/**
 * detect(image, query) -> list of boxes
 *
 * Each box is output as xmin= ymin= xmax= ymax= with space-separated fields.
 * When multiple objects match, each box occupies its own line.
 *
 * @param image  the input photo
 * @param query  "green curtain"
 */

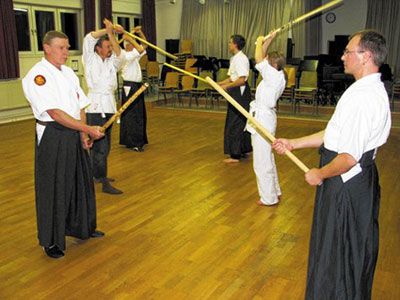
xmin=366 ymin=0 xmax=400 ymax=78
xmin=181 ymin=0 xmax=304 ymax=60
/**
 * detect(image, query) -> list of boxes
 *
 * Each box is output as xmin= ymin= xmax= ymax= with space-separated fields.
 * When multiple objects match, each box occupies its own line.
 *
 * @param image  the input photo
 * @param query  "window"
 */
xmin=14 ymin=8 xmax=31 ymax=51
xmin=61 ymin=12 xmax=79 ymax=51
xmin=113 ymin=13 xmax=142 ymax=49
xmin=13 ymin=5 xmax=81 ymax=55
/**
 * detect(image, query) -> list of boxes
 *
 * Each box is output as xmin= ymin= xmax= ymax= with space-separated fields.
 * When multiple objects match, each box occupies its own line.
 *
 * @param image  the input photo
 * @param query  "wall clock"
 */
xmin=326 ymin=12 xmax=336 ymax=24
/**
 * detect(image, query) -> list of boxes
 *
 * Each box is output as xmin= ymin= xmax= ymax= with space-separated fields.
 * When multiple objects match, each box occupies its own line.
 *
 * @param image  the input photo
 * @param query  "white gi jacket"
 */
xmin=324 ymin=73 xmax=391 ymax=182
xmin=82 ymin=33 xmax=124 ymax=116
xmin=247 ymin=60 xmax=286 ymax=134
xmin=228 ymin=50 xmax=249 ymax=95
xmin=121 ymin=48 xmax=146 ymax=96
xmin=22 ymin=58 xmax=90 ymax=143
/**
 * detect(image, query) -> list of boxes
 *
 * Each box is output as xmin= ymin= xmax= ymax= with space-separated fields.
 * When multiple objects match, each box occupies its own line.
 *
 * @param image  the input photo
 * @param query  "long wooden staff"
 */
xmin=163 ymin=63 xmax=208 ymax=83
xmin=159 ymin=61 xmax=310 ymax=173
xmin=120 ymin=31 xmax=178 ymax=61
xmin=261 ymin=0 xmax=343 ymax=41
xmin=100 ymin=83 xmax=149 ymax=133
xmin=205 ymin=77 xmax=310 ymax=173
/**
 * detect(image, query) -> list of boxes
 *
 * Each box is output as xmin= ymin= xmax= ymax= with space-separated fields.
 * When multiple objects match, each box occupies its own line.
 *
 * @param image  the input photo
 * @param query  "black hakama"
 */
xmin=35 ymin=122 xmax=97 ymax=250
xmin=305 ymin=146 xmax=380 ymax=300
xmin=86 ymin=113 xmax=113 ymax=179
xmin=224 ymin=84 xmax=252 ymax=157
xmin=119 ymin=81 xmax=148 ymax=148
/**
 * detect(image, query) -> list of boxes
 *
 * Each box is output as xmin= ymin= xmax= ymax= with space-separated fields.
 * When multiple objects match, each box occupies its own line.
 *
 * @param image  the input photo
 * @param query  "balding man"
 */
xmin=273 ymin=30 xmax=391 ymax=299
xmin=22 ymin=31 xmax=105 ymax=258
xmin=82 ymin=19 xmax=124 ymax=194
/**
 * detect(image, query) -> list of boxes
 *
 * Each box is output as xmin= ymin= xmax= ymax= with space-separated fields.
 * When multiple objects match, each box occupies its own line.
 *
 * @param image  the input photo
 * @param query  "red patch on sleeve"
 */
xmin=77 ymin=92 xmax=80 ymax=100
xmin=34 ymin=75 xmax=46 ymax=86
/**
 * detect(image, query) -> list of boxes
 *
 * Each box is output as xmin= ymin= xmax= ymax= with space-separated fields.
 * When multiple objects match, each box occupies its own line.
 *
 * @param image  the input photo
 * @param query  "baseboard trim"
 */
xmin=0 ymin=107 xmax=34 ymax=124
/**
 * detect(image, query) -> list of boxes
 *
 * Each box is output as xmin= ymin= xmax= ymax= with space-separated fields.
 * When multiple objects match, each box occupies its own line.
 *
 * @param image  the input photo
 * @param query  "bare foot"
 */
xmin=256 ymin=200 xmax=279 ymax=206
xmin=223 ymin=158 xmax=240 ymax=164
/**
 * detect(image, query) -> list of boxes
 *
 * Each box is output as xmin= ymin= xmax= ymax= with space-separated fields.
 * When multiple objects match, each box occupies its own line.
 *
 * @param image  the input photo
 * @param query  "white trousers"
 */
xmin=250 ymin=112 xmax=281 ymax=205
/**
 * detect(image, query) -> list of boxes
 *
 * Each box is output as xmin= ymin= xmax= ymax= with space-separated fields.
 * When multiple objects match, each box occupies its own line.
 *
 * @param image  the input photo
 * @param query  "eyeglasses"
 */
xmin=343 ymin=49 xmax=365 ymax=56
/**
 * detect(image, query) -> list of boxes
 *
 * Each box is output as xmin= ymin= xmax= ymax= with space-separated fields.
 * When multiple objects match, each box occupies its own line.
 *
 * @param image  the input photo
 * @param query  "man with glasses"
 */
xmin=273 ymin=30 xmax=391 ymax=299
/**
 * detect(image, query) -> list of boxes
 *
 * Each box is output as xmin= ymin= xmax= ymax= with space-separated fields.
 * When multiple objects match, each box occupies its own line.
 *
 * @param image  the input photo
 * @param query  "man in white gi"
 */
xmin=83 ymin=19 xmax=124 ymax=194
xmin=120 ymin=27 xmax=148 ymax=152
xmin=22 ymin=31 xmax=105 ymax=259
xmin=218 ymin=34 xmax=252 ymax=163
xmin=273 ymin=30 xmax=391 ymax=299
xmin=247 ymin=32 xmax=286 ymax=206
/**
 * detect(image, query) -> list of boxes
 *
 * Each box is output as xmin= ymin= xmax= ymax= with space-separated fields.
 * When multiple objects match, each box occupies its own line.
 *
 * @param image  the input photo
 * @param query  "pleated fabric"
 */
xmin=224 ymin=83 xmax=252 ymax=157
xmin=305 ymin=146 xmax=380 ymax=300
xmin=119 ymin=81 xmax=148 ymax=148
xmin=35 ymin=122 xmax=97 ymax=250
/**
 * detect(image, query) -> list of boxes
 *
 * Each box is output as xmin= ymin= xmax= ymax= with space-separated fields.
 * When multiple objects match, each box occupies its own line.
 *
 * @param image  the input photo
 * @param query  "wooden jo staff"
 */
xmin=159 ymin=61 xmax=310 ymax=173
xmin=205 ymin=77 xmax=310 ymax=173
xmin=163 ymin=62 xmax=208 ymax=83
xmin=100 ymin=83 xmax=149 ymax=133
xmin=261 ymin=0 xmax=343 ymax=42
xmin=120 ymin=31 xmax=178 ymax=61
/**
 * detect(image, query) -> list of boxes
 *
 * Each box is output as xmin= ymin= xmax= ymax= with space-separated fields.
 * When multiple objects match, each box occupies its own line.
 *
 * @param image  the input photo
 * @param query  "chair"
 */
xmin=158 ymin=72 xmax=179 ymax=105
xmin=139 ymin=54 xmax=148 ymax=83
xmin=174 ymin=76 xmax=195 ymax=106
xmin=391 ymin=80 xmax=400 ymax=110
xmin=147 ymin=61 xmax=160 ymax=93
xmin=180 ymin=40 xmax=193 ymax=55
xmin=278 ymin=66 xmax=296 ymax=111
xmin=191 ymin=71 xmax=213 ymax=107
xmin=184 ymin=58 xmax=198 ymax=74
xmin=251 ymin=73 xmax=263 ymax=98
xmin=248 ymin=69 xmax=255 ymax=89
xmin=209 ymin=68 xmax=229 ymax=108
xmin=293 ymin=70 xmax=319 ymax=115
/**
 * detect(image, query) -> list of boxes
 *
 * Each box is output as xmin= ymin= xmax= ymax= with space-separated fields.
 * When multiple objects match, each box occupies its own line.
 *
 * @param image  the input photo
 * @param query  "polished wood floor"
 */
xmin=0 ymin=108 xmax=399 ymax=299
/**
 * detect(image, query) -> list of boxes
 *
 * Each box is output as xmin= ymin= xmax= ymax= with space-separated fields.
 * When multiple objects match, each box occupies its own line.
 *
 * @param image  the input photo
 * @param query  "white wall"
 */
xmin=321 ymin=0 xmax=368 ymax=53
xmin=155 ymin=0 xmax=183 ymax=62
xmin=113 ymin=0 xmax=141 ymax=14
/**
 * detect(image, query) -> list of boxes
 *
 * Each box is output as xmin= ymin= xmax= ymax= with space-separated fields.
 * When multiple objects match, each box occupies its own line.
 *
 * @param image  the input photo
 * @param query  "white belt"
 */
xmin=88 ymin=90 xmax=114 ymax=118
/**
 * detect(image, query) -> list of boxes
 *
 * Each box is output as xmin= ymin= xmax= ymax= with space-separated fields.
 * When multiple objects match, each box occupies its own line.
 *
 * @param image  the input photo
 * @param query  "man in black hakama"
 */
xmin=22 ymin=31 xmax=105 ymax=258
xmin=218 ymin=34 xmax=252 ymax=163
xmin=35 ymin=123 xmax=98 ymax=251
xmin=119 ymin=27 xmax=149 ymax=152
xmin=273 ymin=30 xmax=391 ymax=299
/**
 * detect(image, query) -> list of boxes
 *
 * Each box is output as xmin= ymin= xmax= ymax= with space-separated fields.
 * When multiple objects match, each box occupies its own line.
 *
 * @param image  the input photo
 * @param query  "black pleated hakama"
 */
xmin=224 ymin=84 xmax=252 ymax=158
xmin=306 ymin=146 xmax=380 ymax=300
xmin=119 ymin=81 xmax=148 ymax=149
xmin=35 ymin=122 xmax=97 ymax=250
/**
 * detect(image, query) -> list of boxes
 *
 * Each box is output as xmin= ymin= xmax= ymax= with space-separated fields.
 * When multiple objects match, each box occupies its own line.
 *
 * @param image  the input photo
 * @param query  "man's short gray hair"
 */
xmin=350 ymin=29 xmax=387 ymax=67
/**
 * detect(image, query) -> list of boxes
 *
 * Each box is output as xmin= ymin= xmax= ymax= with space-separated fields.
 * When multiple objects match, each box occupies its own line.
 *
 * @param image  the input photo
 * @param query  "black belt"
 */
xmin=123 ymin=80 xmax=141 ymax=86
xmin=36 ymin=120 xmax=50 ymax=126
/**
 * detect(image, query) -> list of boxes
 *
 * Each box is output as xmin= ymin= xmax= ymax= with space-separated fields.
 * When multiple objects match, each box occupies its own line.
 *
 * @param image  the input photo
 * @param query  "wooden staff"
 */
xmin=205 ymin=77 xmax=310 ymax=173
xmin=261 ymin=0 xmax=343 ymax=42
xmin=160 ymin=62 xmax=309 ymax=172
xmin=121 ymin=31 xmax=178 ymax=61
xmin=100 ymin=83 xmax=149 ymax=133
xmin=163 ymin=63 xmax=208 ymax=83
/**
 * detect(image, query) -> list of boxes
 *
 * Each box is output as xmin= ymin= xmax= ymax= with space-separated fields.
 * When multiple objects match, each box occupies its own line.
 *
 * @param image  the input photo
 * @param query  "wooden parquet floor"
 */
xmin=0 ymin=108 xmax=399 ymax=299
